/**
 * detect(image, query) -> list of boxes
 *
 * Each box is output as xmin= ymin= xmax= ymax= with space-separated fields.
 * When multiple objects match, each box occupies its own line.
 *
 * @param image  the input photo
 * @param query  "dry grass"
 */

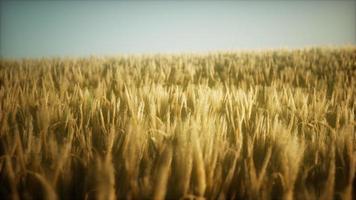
xmin=0 ymin=47 xmax=355 ymax=199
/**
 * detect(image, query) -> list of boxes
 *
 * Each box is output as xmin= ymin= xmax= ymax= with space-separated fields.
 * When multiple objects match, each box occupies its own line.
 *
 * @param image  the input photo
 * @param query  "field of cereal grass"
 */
xmin=0 ymin=47 xmax=355 ymax=199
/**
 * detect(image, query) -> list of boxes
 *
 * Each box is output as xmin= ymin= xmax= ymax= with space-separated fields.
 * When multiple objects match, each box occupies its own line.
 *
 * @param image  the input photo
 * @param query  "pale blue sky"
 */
xmin=1 ymin=1 xmax=355 ymax=58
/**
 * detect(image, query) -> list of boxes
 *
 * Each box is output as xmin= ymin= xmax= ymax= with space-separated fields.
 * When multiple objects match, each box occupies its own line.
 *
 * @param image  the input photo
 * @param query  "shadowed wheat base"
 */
xmin=0 ymin=47 xmax=355 ymax=200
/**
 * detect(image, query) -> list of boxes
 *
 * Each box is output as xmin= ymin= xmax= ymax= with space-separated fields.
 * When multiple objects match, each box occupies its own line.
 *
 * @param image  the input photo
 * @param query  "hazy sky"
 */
xmin=1 ymin=1 xmax=355 ymax=58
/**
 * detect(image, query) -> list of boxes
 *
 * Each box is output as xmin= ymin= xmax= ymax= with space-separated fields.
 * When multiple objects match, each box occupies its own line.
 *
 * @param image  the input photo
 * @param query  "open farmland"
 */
xmin=0 ymin=47 xmax=355 ymax=200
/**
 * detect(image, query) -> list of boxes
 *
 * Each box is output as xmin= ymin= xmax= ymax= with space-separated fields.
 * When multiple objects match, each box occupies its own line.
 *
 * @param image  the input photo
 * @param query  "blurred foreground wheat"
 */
xmin=0 ymin=47 xmax=355 ymax=200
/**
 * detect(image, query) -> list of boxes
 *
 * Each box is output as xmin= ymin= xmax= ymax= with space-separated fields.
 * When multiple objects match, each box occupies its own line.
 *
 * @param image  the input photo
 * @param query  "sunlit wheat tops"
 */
xmin=0 ymin=47 xmax=355 ymax=200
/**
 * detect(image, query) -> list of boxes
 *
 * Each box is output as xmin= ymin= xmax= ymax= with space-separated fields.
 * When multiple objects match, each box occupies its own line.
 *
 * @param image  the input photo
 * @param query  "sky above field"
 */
xmin=1 ymin=1 xmax=355 ymax=58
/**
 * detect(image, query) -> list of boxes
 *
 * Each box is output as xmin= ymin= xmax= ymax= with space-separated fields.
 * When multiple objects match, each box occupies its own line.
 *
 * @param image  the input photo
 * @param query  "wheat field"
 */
xmin=0 ymin=47 xmax=355 ymax=200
